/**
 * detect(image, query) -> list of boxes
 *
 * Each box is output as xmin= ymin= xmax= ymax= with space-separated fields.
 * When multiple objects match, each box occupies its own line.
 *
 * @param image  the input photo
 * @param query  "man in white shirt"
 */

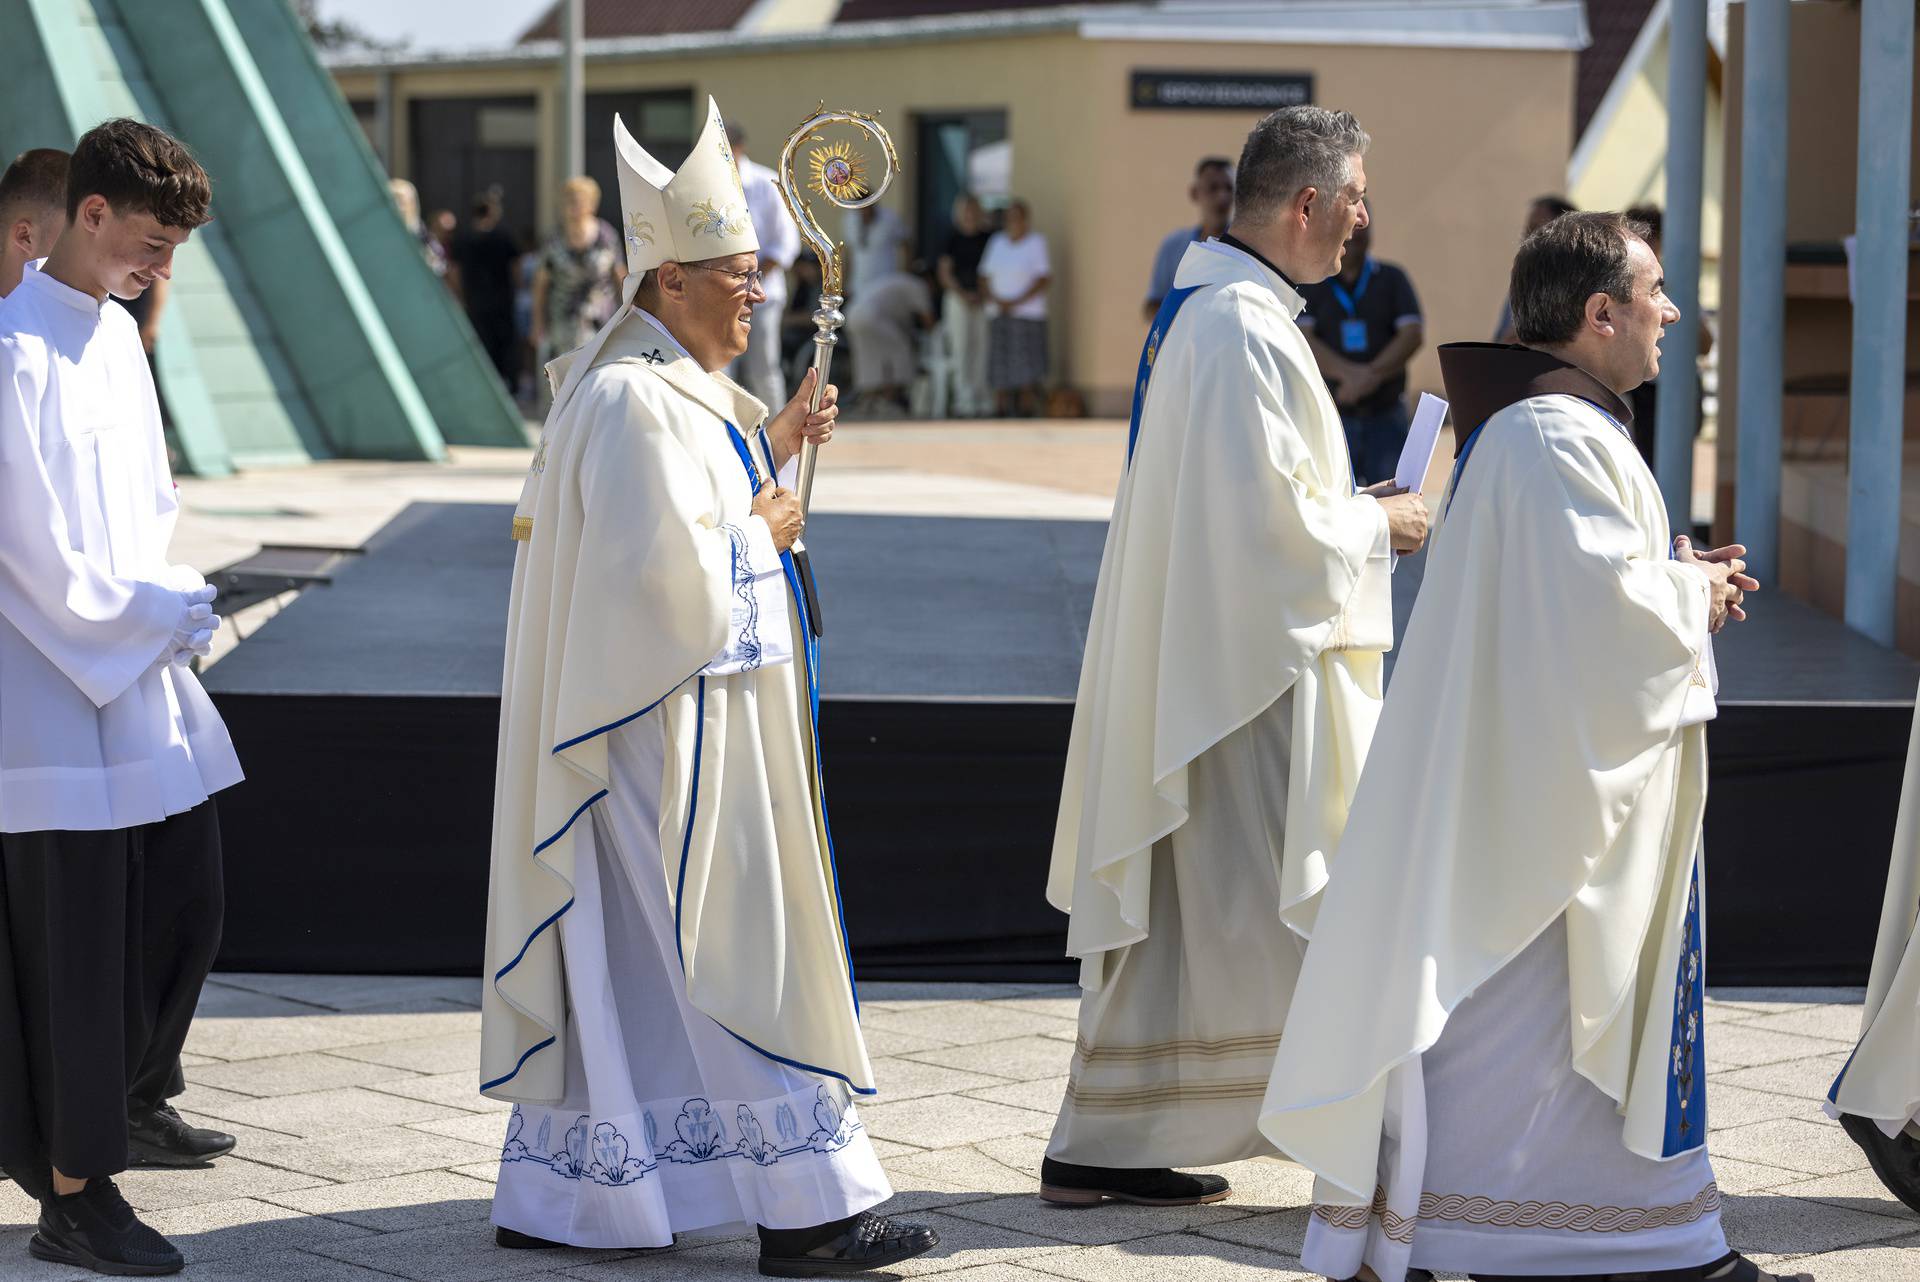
xmin=725 ymin=122 xmax=801 ymax=408
xmin=1 ymin=149 xmax=70 ymax=299
xmin=0 ymin=118 xmax=243 ymax=1279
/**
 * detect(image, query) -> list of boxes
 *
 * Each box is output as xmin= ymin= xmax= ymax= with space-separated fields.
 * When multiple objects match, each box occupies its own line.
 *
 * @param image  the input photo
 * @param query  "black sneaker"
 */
xmin=1038 ymin=1156 xmax=1231 ymax=1207
xmin=29 ymin=1178 xmax=184 ymax=1276
xmin=128 ymin=1103 xmax=236 ymax=1168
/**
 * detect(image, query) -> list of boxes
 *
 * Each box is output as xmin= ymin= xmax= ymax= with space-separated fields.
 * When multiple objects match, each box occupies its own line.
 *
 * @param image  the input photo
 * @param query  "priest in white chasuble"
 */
xmin=1830 ymin=694 xmax=1920 ymax=1215
xmin=1260 ymin=212 xmax=1804 ymax=1282
xmin=1039 ymin=106 xmax=1431 ymax=1209
xmin=479 ymin=100 xmax=936 ymax=1276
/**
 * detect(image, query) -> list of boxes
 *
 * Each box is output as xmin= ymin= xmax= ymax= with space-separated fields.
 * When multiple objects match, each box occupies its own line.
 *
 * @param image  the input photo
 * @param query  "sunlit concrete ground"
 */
xmin=0 ymin=978 xmax=1911 ymax=1281
xmin=35 ymin=422 xmax=1878 ymax=1282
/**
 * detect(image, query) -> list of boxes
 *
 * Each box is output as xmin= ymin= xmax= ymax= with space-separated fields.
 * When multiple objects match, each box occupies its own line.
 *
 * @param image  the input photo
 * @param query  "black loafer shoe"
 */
xmin=1038 ymin=1156 xmax=1231 ymax=1207
xmin=1840 ymin=1110 xmax=1920 ymax=1215
xmin=30 ymin=1178 xmax=184 ymax=1276
xmin=128 ymin=1103 xmax=236 ymax=1168
xmin=757 ymin=1212 xmax=939 ymax=1277
xmin=495 ymin=1226 xmax=566 ymax=1250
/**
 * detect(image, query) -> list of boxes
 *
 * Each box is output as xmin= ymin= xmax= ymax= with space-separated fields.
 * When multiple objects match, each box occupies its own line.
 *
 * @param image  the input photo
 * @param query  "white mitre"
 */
xmin=614 ymin=96 xmax=759 ymax=276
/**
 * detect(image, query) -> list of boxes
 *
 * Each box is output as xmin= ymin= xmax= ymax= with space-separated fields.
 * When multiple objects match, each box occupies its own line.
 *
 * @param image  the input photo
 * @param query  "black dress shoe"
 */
xmin=756 ymin=1212 xmax=939 ymax=1277
xmin=128 ymin=1104 xmax=236 ymax=1168
xmin=1038 ymin=1156 xmax=1231 ymax=1206
xmin=494 ymin=1226 xmax=566 ymax=1249
xmin=1840 ymin=1110 xmax=1920 ymax=1215
xmin=29 ymin=1178 xmax=184 ymax=1276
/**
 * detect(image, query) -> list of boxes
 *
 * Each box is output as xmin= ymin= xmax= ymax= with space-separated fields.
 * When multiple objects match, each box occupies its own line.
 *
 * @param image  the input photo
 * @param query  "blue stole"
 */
xmin=1127 ymin=284 xmax=1203 ymax=465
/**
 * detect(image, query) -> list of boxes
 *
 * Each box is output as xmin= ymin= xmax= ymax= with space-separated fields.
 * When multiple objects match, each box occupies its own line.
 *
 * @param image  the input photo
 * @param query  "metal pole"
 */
xmin=560 ymin=0 xmax=584 ymax=180
xmin=1734 ymin=0 xmax=1789 ymax=583
xmin=1844 ymin=0 xmax=1915 ymax=646
xmin=1656 ymin=0 xmax=1707 ymax=538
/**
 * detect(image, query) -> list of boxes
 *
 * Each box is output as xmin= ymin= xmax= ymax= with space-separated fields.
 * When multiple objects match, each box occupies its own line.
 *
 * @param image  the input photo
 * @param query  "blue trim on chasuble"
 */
xmin=672 ymin=422 xmax=874 ymax=1096
xmin=1126 ymin=284 xmax=1203 ymax=465
xmin=1663 ymin=855 xmax=1708 ymax=1156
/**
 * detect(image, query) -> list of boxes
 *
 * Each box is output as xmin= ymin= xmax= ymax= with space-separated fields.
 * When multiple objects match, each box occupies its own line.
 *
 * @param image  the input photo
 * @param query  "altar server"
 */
xmin=481 ymin=100 xmax=935 ymax=1276
xmin=1260 ymin=212 xmax=1798 ymax=1282
xmin=1 ymin=149 xmax=70 ymax=299
xmin=1829 ymin=694 xmax=1920 ymax=1214
xmin=0 ymin=119 xmax=241 ymax=1278
xmin=1040 ymin=106 xmax=1429 ymax=1207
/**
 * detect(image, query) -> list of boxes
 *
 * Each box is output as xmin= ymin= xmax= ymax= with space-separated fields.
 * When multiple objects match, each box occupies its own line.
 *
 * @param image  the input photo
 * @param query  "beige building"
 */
xmin=330 ymin=1 xmax=1588 ymax=415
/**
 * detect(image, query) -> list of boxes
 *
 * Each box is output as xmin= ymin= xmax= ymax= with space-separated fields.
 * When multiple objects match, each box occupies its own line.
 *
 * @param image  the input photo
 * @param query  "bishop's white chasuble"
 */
xmin=479 ymin=296 xmax=887 ymax=1245
xmin=1046 ymin=240 xmax=1392 ymax=1167
xmin=1829 ymin=689 xmax=1920 ymax=1136
xmin=1260 ymin=348 xmax=1728 ymax=1280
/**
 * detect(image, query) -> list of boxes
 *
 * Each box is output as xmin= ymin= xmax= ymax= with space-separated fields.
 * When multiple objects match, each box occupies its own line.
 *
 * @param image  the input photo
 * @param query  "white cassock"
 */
xmin=1045 ymin=239 xmax=1392 ymax=1168
xmin=1261 ymin=349 xmax=1729 ymax=1282
xmin=1828 ymin=690 xmax=1920 ymax=1136
xmin=480 ymin=295 xmax=887 ymax=1247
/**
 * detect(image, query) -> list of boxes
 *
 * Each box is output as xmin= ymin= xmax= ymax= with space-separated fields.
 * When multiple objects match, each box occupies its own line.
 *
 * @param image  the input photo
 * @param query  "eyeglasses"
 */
xmin=685 ymin=263 xmax=765 ymax=292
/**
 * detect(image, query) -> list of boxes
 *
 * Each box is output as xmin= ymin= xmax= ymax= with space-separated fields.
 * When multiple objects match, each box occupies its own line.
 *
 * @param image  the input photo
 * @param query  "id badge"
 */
xmin=1340 ymin=317 xmax=1369 ymax=355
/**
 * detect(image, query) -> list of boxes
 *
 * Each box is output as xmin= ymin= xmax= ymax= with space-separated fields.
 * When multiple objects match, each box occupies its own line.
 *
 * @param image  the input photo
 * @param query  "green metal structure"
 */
xmin=1 ymin=0 xmax=527 ymax=474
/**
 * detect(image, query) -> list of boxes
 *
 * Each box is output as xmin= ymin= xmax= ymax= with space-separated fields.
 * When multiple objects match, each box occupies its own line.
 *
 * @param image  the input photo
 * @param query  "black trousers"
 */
xmin=0 ymin=801 xmax=223 ymax=1186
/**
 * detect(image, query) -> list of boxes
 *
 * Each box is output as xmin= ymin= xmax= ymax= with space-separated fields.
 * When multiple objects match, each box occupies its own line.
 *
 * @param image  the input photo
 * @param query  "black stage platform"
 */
xmin=204 ymin=501 xmax=1918 ymax=985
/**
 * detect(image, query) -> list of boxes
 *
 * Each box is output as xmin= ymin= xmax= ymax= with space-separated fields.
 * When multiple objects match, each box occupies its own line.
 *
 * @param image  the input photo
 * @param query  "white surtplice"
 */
xmin=1829 ymin=687 xmax=1920 ymax=1138
xmin=1045 ymin=240 xmax=1393 ymax=1168
xmin=1261 ymin=357 xmax=1729 ymax=1281
xmin=0 ymin=260 xmax=240 ymax=834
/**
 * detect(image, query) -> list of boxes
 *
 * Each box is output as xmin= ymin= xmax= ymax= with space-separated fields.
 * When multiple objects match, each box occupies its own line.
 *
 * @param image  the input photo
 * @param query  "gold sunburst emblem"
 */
xmin=808 ymin=140 xmax=870 ymax=203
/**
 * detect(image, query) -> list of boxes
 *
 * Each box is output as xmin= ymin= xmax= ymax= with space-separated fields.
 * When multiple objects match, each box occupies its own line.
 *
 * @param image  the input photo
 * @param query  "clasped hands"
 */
xmin=162 ymin=584 xmax=221 ymax=668
xmin=1675 ymin=536 xmax=1760 ymax=633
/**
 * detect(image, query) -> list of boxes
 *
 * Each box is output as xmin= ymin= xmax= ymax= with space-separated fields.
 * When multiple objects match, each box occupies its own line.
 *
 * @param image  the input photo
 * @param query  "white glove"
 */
xmin=162 ymin=584 xmax=221 ymax=667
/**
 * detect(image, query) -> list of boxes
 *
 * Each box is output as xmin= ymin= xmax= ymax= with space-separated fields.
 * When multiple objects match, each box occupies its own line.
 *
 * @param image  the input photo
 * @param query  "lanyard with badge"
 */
xmin=1327 ymin=259 xmax=1374 ymax=356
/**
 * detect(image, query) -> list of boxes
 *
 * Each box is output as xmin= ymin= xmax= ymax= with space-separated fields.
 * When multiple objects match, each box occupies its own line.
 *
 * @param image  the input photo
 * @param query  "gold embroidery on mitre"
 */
xmin=624 ymin=212 xmax=657 ymax=251
xmin=687 ymin=199 xmax=749 ymax=238
xmin=511 ymin=515 xmax=533 ymax=541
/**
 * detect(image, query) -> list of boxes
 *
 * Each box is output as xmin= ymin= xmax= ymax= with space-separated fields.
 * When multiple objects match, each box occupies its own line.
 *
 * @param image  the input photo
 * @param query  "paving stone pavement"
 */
xmin=0 ymin=979 xmax=1913 ymax=1281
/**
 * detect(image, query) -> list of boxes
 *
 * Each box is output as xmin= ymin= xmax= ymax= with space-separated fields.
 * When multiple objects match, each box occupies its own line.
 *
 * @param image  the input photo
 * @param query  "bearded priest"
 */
xmin=1828 ymin=695 xmax=1920 ymax=1216
xmin=1260 ymin=212 xmax=1800 ymax=1282
xmin=479 ymin=100 xmax=936 ymax=1277
xmin=1040 ymin=106 xmax=1430 ymax=1208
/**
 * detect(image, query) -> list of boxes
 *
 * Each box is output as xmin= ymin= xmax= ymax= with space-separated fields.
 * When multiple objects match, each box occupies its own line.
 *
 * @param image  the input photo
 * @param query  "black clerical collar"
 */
xmin=1219 ymin=233 xmax=1298 ymax=291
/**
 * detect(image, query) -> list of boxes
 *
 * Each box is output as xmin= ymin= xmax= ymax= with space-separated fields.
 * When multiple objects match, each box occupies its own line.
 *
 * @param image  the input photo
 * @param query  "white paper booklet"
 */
xmin=1394 ymin=392 xmax=1450 ymax=494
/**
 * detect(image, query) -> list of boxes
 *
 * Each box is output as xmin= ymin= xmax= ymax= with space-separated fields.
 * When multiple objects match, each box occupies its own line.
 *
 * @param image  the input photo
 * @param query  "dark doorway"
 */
xmin=408 ymin=96 xmax=539 ymax=245
xmin=914 ymin=111 xmax=1010 ymax=261
xmin=583 ymin=90 xmax=697 ymax=228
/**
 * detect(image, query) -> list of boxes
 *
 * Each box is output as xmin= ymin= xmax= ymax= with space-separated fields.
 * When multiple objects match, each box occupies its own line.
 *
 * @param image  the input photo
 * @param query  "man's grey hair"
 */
xmin=1233 ymin=106 xmax=1370 ymax=225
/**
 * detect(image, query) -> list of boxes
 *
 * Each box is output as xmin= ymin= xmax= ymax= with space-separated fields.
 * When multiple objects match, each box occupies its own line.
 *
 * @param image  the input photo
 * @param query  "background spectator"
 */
xmin=450 ymin=190 xmax=522 ymax=387
xmin=1144 ymin=156 xmax=1234 ymax=320
xmin=843 ymin=202 xmax=909 ymax=298
xmin=1299 ymin=207 xmax=1424 ymax=486
xmin=726 ymin=122 xmax=802 ymax=408
xmin=981 ymin=197 xmax=1051 ymax=417
xmin=844 ymin=269 xmax=934 ymax=415
xmin=1493 ymin=193 xmax=1577 ymax=342
xmin=531 ymin=176 xmax=622 ymax=377
xmin=388 ymin=178 xmax=446 ymax=278
xmin=937 ymin=192 xmax=992 ymax=417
